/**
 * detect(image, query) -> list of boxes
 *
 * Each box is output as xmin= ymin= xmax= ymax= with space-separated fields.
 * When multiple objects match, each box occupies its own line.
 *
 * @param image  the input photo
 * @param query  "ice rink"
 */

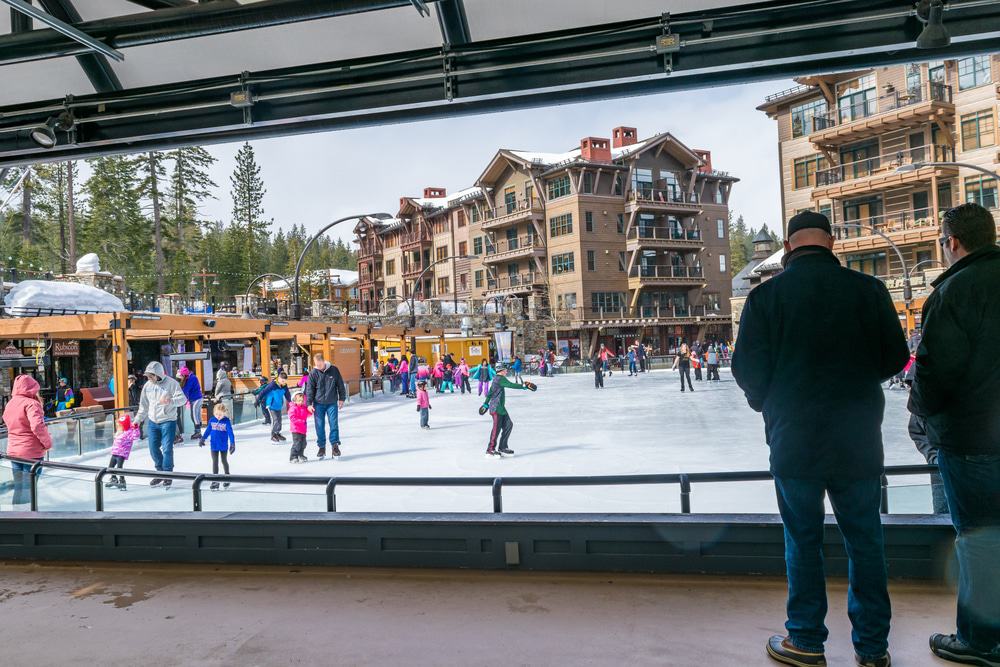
xmin=30 ymin=369 xmax=931 ymax=514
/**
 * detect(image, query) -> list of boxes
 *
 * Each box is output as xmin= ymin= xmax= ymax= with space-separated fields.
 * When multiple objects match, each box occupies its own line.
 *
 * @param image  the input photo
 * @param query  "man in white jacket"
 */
xmin=135 ymin=361 xmax=187 ymax=488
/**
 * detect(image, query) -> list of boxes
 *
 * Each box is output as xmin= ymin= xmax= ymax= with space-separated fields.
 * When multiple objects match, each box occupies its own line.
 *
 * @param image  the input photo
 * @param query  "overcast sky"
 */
xmin=196 ymin=78 xmax=792 ymax=244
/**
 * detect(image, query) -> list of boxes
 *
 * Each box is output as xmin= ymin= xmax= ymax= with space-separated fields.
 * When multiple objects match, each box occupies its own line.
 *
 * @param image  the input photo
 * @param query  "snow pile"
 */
xmin=75 ymin=253 xmax=102 ymax=273
xmin=4 ymin=280 xmax=124 ymax=316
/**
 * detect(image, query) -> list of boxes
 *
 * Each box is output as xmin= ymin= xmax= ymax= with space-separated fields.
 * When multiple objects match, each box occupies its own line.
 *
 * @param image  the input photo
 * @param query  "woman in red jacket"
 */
xmin=3 ymin=374 xmax=53 ymax=507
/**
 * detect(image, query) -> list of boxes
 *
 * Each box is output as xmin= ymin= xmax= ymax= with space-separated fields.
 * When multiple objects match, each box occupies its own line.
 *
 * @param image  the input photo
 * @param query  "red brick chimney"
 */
xmin=612 ymin=126 xmax=638 ymax=148
xmin=423 ymin=187 xmax=446 ymax=198
xmin=580 ymin=137 xmax=611 ymax=162
xmin=694 ymin=150 xmax=713 ymax=174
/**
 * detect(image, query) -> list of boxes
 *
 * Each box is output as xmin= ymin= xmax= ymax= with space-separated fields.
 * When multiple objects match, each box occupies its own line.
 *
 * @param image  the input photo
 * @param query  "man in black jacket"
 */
xmin=908 ymin=203 xmax=1000 ymax=666
xmin=733 ymin=211 xmax=908 ymax=667
xmin=306 ymin=352 xmax=348 ymax=458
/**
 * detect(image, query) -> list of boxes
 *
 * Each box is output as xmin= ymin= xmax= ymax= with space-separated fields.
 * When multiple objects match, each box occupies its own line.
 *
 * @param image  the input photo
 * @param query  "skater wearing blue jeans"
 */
xmin=135 ymin=361 xmax=187 ymax=489
xmin=306 ymin=352 xmax=348 ymax=459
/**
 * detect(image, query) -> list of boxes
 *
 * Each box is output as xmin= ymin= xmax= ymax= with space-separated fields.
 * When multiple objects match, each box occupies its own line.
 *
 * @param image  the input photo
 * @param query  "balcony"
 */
xmin=483 ymin=235 xmax=546 ymax=264
xmin=627 ymin=226 xmax=703 ymax=252
xmin=484 ymin=271 xmax=546 ymax=296
xmin=480 ymin=198 xmax=544 ymax=231
xmin=812 ymin=145 xmax=956 ymax=199
xmin=628 ymin=265 xmax=706 ymax=290
xmin=833 ymin=209 xmax=941 ymax=253
xmin=626 ymin=188 xmax=702 ymax=215
xmin=809 ymin=82 xmax=954 ymax=147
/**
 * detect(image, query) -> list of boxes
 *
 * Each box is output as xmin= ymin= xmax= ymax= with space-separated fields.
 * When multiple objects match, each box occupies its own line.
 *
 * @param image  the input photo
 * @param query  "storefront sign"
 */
xmin=0 ymin=344 xmax=23 ymax=359
xmin=54 ymin=341 xmax=80 ymax=357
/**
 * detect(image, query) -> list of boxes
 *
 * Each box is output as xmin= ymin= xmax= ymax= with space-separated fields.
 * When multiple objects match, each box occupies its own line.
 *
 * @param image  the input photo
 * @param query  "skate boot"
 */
xmin=105 ymin=475 xmax=119 ymax=488
xmin=210 ymin=481 xmax=220 ymax=491
xmin=332 ymin=443 xmax=342 ymax=457
xmin=316 ymin=447 xmax=326 ymax=459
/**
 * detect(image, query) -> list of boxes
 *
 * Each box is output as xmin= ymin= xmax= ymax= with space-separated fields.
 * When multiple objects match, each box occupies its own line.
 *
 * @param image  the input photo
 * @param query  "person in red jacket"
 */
xmin=2 ymin=374 xmax=53 ymax=507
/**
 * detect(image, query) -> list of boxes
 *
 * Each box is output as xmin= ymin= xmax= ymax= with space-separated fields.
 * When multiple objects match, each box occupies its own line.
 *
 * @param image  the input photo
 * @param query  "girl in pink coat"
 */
xmin=2 ymin=374 xmax=52 ymax=506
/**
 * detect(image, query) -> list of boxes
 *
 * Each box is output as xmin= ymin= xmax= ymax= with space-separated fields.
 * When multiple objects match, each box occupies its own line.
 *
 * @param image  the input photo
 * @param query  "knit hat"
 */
xmin=787 ymin=210 xmax=832 ymax=237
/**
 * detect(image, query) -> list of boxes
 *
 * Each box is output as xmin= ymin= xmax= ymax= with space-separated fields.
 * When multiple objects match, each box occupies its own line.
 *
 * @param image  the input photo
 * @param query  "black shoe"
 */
xmin=162 ymin=479 xmax=172 ymax=489
xmin=855 ymin=653 xmax=891 ymax=667
xmin=105 ymin=475 xmax=119 ymax=488
xmin=150 ymin=478 xmax=163 ymax=488
xmin=210 ymin=481 xmax=220 ymax=491
xmin=317 ymin=447 xmax=326 ymax=459
xmin=332 ymin=443 xmax=342 ymax=457
xmin=766 ymin=635 xmax=826 ymax=666
xmin=930 ymin=634 xmax=1000 ymax=666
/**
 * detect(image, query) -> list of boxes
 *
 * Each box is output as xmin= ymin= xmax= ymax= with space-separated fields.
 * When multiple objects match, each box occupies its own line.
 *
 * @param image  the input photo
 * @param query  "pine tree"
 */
xmin=229 ymin=142 xmax=270 ymax=276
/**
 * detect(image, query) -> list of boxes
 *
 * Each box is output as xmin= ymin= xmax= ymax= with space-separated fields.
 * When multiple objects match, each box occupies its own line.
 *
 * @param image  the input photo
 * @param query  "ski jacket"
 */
xmin=288 ymin=403 xmax=310 ymax=435
xmin=2 ymin=374 xmax=52 ymax=459
xmin=111 ymin=426 xmax=140 ymax=459
xmin=201 ymin=416 xmax=235 ymax=453
xmin=136 ymin=362 xmax=187 ymax=425
xmin=306 ymin=363 xmax=348 ymax=406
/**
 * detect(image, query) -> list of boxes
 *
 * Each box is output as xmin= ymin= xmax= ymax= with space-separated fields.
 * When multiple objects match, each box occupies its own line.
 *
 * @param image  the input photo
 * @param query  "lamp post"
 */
xmin=292 ymin=212 xmax=393 ymax=320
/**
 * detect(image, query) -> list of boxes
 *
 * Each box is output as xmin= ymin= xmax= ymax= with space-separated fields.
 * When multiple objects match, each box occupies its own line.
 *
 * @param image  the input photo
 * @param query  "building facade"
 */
xmin=356 ymin=128 xmax=738 ymax=357
xmin=759 ymin=55 xmax=1000 ymax=330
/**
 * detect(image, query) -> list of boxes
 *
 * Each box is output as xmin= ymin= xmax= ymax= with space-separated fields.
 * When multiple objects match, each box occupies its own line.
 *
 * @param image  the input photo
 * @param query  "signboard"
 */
xmin=0 ymin=344 xmax=23 ymax=359
xmin=54 ymin=341 xmax=80 ymax=357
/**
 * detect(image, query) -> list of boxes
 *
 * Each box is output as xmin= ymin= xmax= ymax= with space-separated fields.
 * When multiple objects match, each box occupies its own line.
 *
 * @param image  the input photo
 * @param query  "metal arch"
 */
xmin=1 ymin=0 xmax=124 ymax=61
xmin=434 ymin=0 xmax=469 ymax=46
xmin=37 ymin=0 xmax=122 ymax=93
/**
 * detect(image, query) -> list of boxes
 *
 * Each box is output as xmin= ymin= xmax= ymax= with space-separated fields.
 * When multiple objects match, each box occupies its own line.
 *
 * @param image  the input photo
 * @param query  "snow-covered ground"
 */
xmin=9 ymin=369 xmax=933 ymax=514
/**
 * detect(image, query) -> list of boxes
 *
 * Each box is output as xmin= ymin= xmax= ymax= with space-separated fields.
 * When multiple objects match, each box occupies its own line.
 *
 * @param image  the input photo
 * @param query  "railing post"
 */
xmin=192 ymin=475 xmax=206 ymax=511
xmin=879 ymin=474 xmax=889 ymax=514
xmin=492 ymin=478 xmax=503 ymax=513
xmin=326 ymin=478 xmax=337 ymax=512
xmin=679 ymin=474 xmax=691 ymax=514
xmin=94 ymin=468 xmax=110 ymax=511
xmin=29 ymin=461 xmax=42 ymax=511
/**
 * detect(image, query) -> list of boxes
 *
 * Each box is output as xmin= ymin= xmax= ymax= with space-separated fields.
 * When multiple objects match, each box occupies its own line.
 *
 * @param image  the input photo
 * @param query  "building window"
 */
xmin=716 ymin=219 xmax=725 ymax=239
xmin=960 ymin=110 xmax=995 ymax=151
xmin=719 ymin=254 xmax=727 ymax=273
xmin=458 ymin=241 xmax=467 ymax=256
xmin=585 ymin=211 xmax=593 ymax=232
xmin=586 ymin=250 xmax=596 ymax=271
xmin=547 ymin=175 xmax=571 ymax=200
xmin=384 ymin=259 xmax=395 ymax=276
xmin=793 ymin=155 xmax=829 ymax=189
xmin=591 ymin=292 xmax=625 ymax=312
xmin=436 ymin=277 xmax=450 ymax=294
xmin=474 ymin=270 xmax=483 ymax=288
xmin=582 ymin=172 xmax=594 ymax=194
xmin=549 ymin=213 xmax=573 ymax=237
xmin=435 ymin=246 xmax=448 ymax=261
xmin=616 ymin=214 xmax=624 ymax=234
xmin=965 ymin=175 xmax=998 ymax=209
xmin=790 ymin=98 xmax=827 ymax=137
xmin=551 ymin=252 xmax=575 ymax=275
xmin=473 ymin=237 xmax=483 ymax=255
xmin=618 ymin=251 xmax=627 ymax=272
xmin=958 ymin=55 xmax=991 ymax=90
xmin=456 ymin=210 xmax=466 ymax=227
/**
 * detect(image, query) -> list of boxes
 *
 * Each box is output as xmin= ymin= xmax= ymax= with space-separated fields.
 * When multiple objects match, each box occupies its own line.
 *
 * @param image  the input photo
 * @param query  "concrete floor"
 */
xmin=0 ymin=562 xmax=958 ymax=666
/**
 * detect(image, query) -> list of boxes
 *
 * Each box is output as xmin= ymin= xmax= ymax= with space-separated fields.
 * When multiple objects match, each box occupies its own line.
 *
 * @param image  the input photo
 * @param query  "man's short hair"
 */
xmin=942 ymin=203 xmax=997 ymax=252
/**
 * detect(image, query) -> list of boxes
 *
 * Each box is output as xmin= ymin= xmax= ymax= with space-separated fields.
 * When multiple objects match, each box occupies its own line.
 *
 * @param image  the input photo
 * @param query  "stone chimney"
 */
xmin=423 ymin=187 xmax=446 ymax=198
xmin=612 ymin=126 xmax=638 ymax=148
xmin=580 ymin=137 xmax=611 ymax=162
xmin=694 ymin=149 xmax=713 ymax=174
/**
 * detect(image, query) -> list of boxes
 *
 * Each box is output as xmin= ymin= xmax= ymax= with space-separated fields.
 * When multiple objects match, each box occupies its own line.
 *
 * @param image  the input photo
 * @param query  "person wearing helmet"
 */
xmin=480 ymin=364 xmax=536 ymax=457
xmin=135 ymin=361 xmax=187 ymax=488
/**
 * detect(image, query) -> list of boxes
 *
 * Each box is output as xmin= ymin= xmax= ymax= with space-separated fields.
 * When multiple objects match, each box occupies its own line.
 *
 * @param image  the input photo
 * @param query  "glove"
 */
xmin=478 ymin=405 xmax=488 ymax=416
xmin=199 ymin=439 xmax=205 ymax=447
xmin=229 ymin=445 xmax=236 ymax=455
xmin=523 ymin=381 xmax=537 ymax=391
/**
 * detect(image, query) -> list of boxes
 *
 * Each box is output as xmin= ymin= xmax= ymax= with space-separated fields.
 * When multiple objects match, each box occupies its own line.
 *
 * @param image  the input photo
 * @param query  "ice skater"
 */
xmin=479 ymin=364 xmax=536 ymax=457
xmin=200 ymin=402 xmax=235 ymax=490
xmin=288 ymin=391 xmax=310 ymax=463
xmin=416 ymin=380 xmax=431 ymax=429
xmin=475 ymin=360 xmax=495 ymax=396
xmin=104 ymin=413 xmax=139 ymax=491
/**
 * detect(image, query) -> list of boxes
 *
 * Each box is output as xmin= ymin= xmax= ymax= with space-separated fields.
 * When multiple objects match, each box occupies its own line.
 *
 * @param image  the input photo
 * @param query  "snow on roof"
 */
xmin=270 ymin=269 xmax=359 ymax=292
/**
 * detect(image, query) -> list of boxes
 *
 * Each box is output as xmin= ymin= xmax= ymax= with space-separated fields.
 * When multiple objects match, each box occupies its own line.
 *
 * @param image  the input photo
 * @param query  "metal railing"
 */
xmin=627 ymin=188 xmax=700 ymax=206
xmin=815 ymin=145 xmax=954 ymax=187
xmin=0 ymin=452 xmax=937 ymax=515
xmin=630 ymin=265 xmax=705 ymax=280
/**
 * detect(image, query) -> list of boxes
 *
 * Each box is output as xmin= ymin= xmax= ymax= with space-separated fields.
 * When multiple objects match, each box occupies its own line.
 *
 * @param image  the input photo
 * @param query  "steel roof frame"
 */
xmin=1 ymin=0 xmax=999 ymax=167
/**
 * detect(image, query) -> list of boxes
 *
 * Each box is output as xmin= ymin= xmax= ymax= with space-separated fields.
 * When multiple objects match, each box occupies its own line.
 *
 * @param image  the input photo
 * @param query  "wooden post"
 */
xmin=260 ymin=331 xmax=272 ymax=379
xmin=111 ymin=321 xmax=130 ymax=411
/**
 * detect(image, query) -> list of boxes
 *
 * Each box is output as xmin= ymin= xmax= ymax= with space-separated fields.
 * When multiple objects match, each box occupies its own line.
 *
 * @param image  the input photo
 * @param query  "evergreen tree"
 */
xmin=229 ymin=142 xmax=270 ymax=276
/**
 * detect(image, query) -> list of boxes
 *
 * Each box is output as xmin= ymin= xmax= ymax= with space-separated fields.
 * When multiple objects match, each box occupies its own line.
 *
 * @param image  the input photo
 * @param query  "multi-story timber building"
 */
xmin=759 ymin=55 xmax=1000 ymax=329
xmin=356 ymin=128 xmax=738 ymax=356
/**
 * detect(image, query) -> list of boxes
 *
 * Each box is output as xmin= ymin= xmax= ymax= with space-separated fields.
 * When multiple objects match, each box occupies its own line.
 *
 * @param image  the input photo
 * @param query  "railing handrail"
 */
xmin=0 ymin=449 xmax=936 ymax=515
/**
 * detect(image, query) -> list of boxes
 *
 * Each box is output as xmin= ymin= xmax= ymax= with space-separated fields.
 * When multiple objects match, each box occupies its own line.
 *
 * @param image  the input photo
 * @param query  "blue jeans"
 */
xmin=937 ymin=451 xmax=1000 ymax=655
xmin=147 ymin=420 xmax=176 ymax=472
xmin=313 ymin=403 xmax=340 ymax=447
xmin=10 ymin=460 xmax=40 ymax=506
xmin=773 ymin=476 xmax=890 ymax=659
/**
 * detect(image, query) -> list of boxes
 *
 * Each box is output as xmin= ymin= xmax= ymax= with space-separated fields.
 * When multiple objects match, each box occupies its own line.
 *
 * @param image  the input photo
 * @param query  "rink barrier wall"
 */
xmin=0 ymin=453 xmax=937 ymax=516
xmin=0 ymin=512 xmax=955 ymax=579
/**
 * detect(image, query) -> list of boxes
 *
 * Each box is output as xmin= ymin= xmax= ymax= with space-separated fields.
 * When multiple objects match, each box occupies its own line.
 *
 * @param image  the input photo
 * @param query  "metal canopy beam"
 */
xmin=37 ymin=0 xmax=122 ymax=93
xmin=1 ymin=0 xmax=999 ymax=167
xmin=0 ymin=0 xmax=444 ymax=64
xmin=1 ymin=0 xmax=124 ymax=61
xmin=435 ymin=0 xmax=470 ymax=47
